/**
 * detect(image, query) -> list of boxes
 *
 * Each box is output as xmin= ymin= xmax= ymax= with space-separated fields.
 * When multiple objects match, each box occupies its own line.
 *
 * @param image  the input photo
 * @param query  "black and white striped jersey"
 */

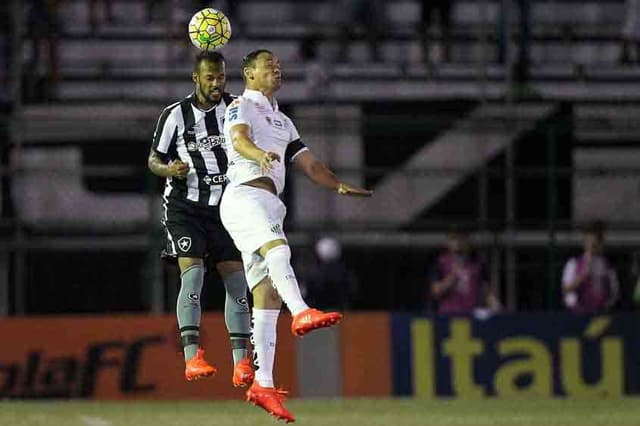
xmin=152 ymin=92 xmax=235 ymax=207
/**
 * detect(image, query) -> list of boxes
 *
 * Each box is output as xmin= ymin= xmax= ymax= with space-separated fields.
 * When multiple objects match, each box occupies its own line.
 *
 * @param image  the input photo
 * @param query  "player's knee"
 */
xmin=216 ymin=260 xmax=243 ymax=278
xmin=264 ymin=244 xmax=291 ymax=265
xmin=252 ymin=278 xmax=282 ymax=309
xmin=223 ymin=270 xmax=247 ymax=299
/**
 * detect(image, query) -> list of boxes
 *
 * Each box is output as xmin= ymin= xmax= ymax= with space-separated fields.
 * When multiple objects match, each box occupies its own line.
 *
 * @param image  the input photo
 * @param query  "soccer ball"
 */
xmin=188 ymin=8 xmax=232 ymax=51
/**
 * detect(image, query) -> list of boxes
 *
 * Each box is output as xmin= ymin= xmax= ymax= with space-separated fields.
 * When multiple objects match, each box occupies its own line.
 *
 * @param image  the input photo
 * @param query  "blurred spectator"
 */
xmin=417 ymin=0 xmax=451 ymax=64
xmin=304 ymin=237 xmax=358 ymax=310
xmin=561 ymin=222 xmax=619 ymax=313
xmin=26 ymin=0 xmax=60 ymax=101
xmin=429 ymin=229 xmax=500 ymax=314
xmin=336 ymin=0 xmax=384 ymax=63
xmin=620 ymin=0 xmax=640 ymax=64
xmin=497 ymin=0 xmax=531 ymax=85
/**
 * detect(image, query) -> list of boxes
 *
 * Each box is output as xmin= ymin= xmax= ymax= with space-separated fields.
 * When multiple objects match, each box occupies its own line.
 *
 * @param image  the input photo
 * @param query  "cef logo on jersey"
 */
xmin=203 ymin=174 xmax=226 ymax=185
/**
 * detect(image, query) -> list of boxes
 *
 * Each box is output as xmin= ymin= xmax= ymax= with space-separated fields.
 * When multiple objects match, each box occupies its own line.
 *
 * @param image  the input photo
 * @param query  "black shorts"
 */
xmin=162 ymin=197 xmax=241 ymax=263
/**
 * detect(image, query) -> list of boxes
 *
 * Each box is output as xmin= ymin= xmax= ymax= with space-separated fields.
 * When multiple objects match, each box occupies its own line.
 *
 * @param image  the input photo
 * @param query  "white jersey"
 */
xmin=223 ymin=89 xmax=308 ymax=195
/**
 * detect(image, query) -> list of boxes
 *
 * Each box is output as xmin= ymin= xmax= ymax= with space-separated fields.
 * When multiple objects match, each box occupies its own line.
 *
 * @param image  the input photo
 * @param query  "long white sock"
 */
xmin=252 ymin=309 xmax=280 ymax=388
xmin=264 ymin=245 xmax=309 ymax=315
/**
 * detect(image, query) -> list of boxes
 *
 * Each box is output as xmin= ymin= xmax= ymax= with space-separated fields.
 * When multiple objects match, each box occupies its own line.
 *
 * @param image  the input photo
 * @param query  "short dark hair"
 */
xmin=194 ymin=50 xmax=225 ymax=72
xmin=584 ymin=220 xmax=605 ymax=239
xmin=240 ymin=49 xmax=273 ymax=81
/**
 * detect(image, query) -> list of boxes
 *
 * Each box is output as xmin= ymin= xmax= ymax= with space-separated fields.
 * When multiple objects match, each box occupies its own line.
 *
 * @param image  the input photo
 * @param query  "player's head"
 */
xmin=447 ymin=226 xmax=470 ymax=255
xmin=583 ymin=221 xmax=605 ymax=254
xmin=241 ymin=49 xmax=281 ymax=93
xmin=192 ymin=50 xmax=226 ymax=105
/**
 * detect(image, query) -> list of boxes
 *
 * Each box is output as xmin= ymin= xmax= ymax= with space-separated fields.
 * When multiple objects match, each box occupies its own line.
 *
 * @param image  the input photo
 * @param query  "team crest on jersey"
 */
xmin=265 ymin=116 xmax=284 ymax=129
xmin=177 ymin=237 xmax=192 ymax=252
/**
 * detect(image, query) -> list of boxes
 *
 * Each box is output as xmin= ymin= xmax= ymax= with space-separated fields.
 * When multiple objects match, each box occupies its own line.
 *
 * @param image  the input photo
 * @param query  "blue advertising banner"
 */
xmin=392 ymin=313 xmax=640 ymax=397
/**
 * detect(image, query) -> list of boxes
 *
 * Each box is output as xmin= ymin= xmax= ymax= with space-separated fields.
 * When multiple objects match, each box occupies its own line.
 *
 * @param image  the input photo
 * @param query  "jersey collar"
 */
xmin=188 ymin=92 xmax=220 ymax=113
xmin=242 ymin=89 xmax=279 ymax=112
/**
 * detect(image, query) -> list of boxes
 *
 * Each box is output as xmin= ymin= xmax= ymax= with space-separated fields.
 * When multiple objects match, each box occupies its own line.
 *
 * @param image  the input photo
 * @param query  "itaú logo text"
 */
xmin=411 ymin=317 xmax=624 ymax=398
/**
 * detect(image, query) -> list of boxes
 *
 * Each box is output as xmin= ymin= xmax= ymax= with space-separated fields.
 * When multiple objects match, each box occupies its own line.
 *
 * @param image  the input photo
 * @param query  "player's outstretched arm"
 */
xmin=147 ymin=150 xmax=189 ymax=179
xmin=293 ymin=150 xmax=372 ymax=197
xmin=229 ymin=124 xmax=280 ymax=173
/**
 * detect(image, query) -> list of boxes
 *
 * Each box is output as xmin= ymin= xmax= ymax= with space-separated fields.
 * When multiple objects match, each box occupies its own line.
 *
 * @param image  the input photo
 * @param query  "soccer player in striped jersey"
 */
xmin=148 ymin=51 xmax=254 ymax=387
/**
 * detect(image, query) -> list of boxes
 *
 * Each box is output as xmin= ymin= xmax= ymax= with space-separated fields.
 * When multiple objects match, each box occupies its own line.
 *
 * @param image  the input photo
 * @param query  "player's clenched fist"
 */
xmin=337 ymin=182 xmax=373 ymax=197
xmin=168 ymin=159 xmax=190 ymax=179
xmin=259 ymin=151 xmax=280 ymax=174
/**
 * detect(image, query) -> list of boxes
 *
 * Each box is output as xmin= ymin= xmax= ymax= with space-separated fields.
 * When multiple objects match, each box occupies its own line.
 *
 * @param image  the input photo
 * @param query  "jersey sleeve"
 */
xmin=152 ymin=107 xmax=178 ymax=156
xmin=225 ymin=98 xmax=252 ymax=128
xmin=284 ymin=117 xmax=309 ymax=163
xmin=288 ymin=116 xmax=301 ymax=142
xmin=285 ymin=139 xmax=309 ymax=164
xmin=561 ymin=258 xmax=577 ymax=288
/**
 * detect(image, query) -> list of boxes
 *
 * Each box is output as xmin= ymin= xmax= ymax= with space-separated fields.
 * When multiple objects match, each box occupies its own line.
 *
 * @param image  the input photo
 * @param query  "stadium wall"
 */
xmin=0 ymin=313 xmax=637 ymax=399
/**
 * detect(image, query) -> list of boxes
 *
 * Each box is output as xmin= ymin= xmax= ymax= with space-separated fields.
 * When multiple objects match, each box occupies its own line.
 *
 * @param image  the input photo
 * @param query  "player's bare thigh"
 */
xmin=178 ymin=257 xmax=203 ymax=272
xmin=252 ymin=275 xmax=282 ymax=310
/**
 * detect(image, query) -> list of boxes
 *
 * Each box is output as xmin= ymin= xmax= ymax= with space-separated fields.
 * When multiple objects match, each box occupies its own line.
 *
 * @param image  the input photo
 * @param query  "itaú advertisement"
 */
xmin=0 ymin=314 xmax=297 ymax=399
xmin=392 ymin=313 xmax=640 ymax=398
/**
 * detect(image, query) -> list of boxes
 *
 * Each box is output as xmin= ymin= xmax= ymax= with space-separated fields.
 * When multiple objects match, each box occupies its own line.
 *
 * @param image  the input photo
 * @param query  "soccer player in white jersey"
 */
xmin=220 ymin=49 xmax=372 ymax=422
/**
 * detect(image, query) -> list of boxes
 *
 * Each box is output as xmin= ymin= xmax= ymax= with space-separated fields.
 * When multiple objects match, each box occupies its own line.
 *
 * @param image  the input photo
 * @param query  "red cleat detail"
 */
xmin=246 ymin=382 xmax=295 ymax=423
xmin=232 ymin=358 xmax=255 ymax=388
xmin=184 ymin=348 xmax=217 ymax=381
xmin=291 ymin=308 xmax=343 ymax=337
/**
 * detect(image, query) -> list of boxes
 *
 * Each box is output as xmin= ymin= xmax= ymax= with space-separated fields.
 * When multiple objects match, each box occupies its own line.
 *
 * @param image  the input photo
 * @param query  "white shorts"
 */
xmin=220 ymin=184 xmax=287 ymax=289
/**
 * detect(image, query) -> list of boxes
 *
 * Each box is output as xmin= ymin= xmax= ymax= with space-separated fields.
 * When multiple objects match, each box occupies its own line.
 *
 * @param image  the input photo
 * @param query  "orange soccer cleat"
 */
xmin=291 ymin=308 xmax=343 ymax=337
xmin=246 ymin=382 xmax=295 ymax=423
xmin=184 ymin=348 xmax=217 ymax=381
xmin=232 ymin=358 xmax=255 ymax=388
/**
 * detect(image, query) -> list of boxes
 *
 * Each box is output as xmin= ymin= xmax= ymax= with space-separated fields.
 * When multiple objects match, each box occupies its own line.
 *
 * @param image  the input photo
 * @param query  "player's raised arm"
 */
xmin=228 ymin=123 xmax=280 ymax=174
xmin=292 ymin=149 xmax=373 ymax=197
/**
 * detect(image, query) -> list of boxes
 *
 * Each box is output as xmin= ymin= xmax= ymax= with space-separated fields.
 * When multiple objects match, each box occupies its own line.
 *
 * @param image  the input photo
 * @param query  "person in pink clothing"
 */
xmin=562 ymin=223 xmax=619 ymax=313
xmin=430 ymin=229 xmax=500 ymax=314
